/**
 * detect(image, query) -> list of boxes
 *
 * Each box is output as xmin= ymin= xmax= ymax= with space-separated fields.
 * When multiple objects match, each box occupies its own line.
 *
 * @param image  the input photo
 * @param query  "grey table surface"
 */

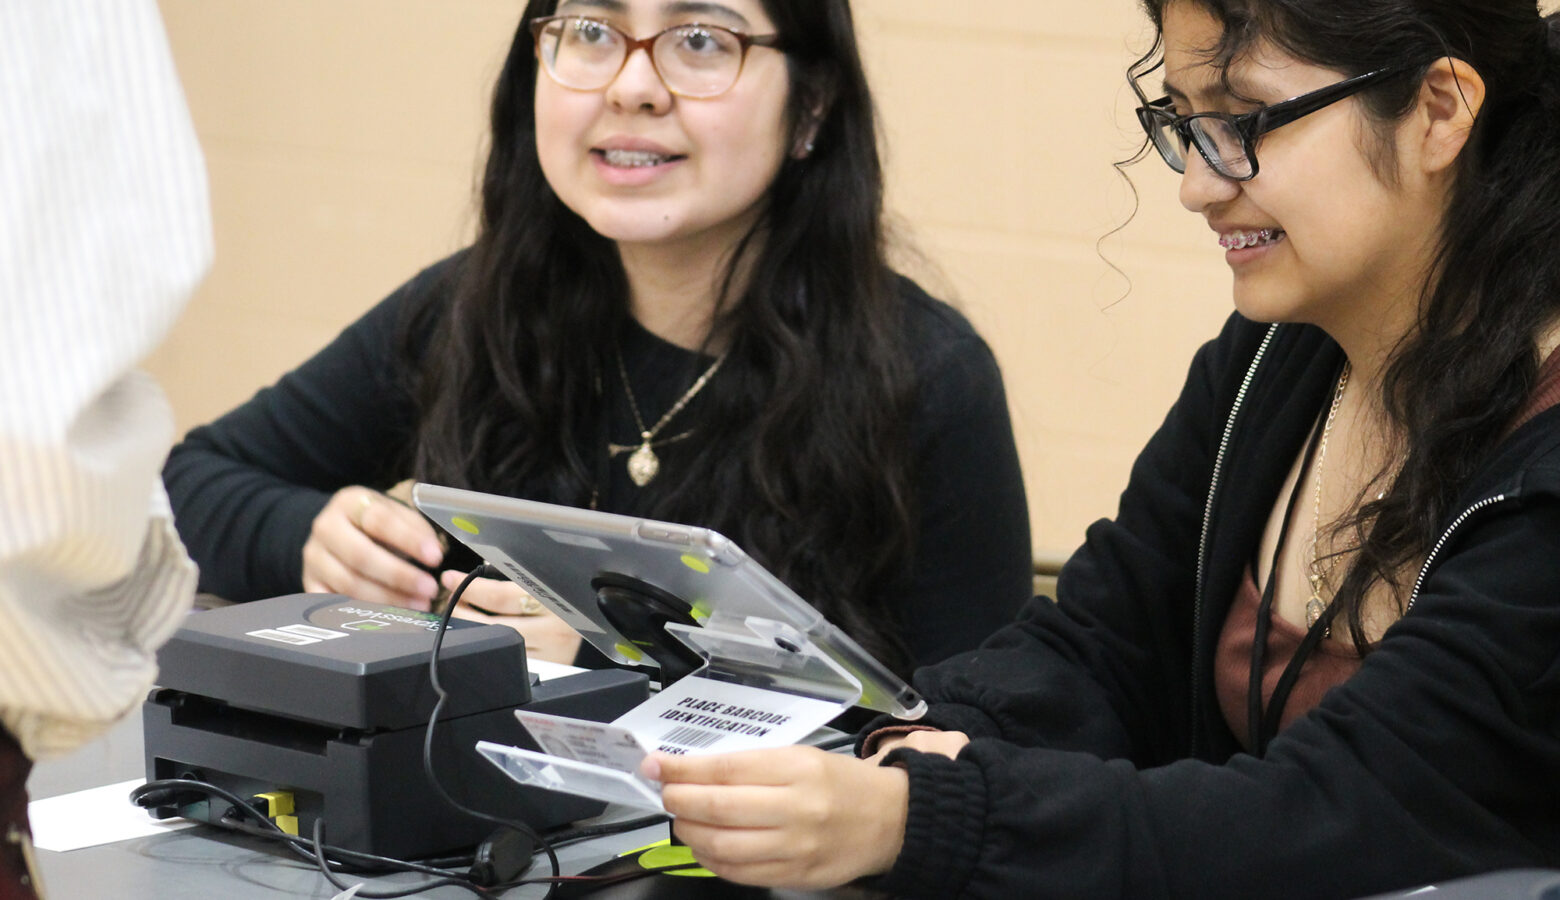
xmin=33 ymin=708 xmax=1545 ymax=900
xmin=26 ymin=707 xmax=878 ymax=900
xmin=27 ymin=709 xmax=665 ymax=899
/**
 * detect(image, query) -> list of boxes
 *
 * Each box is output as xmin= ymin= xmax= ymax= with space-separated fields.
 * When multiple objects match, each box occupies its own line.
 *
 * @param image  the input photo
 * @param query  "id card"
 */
xmin=475 ymin=740 xmax=664 ymax=811
xmin=516 ymin=711 xmax=652 ymax=771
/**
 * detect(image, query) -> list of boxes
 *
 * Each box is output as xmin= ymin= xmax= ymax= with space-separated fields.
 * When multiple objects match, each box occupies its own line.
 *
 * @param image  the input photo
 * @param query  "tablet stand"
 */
xmin=590 ymin=573 xmax=705 ymax=685
xmin=550 ymin=571 xmax=864 ymax=899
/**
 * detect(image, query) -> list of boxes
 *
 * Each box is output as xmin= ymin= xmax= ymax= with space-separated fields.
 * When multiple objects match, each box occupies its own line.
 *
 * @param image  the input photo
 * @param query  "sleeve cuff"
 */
xmin=865 ymin=748 xmax=986 ymax=899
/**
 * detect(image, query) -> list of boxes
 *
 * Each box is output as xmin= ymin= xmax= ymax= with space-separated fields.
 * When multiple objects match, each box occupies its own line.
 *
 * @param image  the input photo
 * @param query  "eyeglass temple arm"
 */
xmin=1250 ymin=68 xmax=1401 ymax=138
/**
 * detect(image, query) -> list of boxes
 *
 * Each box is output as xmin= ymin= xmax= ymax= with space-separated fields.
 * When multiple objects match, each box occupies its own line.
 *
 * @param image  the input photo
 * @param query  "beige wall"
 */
xmin=852 ymin=2 xmax=1233 ymax=563
xmin=156 ymin=0 xmax=1506 ymax=562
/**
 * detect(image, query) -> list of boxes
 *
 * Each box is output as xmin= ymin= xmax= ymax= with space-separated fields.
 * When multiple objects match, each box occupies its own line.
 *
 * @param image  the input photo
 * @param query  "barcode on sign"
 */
xmin=659 ymin=726 xmax=724 ymax=750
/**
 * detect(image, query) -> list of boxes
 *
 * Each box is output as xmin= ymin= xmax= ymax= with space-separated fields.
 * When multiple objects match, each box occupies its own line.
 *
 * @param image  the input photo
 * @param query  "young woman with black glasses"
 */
xmin=649 ymin=2 xmax=1560 ymax=896
xmin=162 ymin=0 xmax=1033 ymax=675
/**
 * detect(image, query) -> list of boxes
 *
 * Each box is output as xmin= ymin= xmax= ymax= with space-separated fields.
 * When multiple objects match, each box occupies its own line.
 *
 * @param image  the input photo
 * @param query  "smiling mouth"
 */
xmin=596 ymin=148 xmax=684 ymax=168
xmin=1220 ymin=228 xmax=1285 ymax=250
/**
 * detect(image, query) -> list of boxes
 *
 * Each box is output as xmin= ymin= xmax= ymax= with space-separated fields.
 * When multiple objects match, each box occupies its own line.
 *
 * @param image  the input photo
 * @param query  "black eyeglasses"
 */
xmin=1133 ymin=66 xmax=1408 ymax=180
xmin=530 ymin=15 xmax=782 ymax=99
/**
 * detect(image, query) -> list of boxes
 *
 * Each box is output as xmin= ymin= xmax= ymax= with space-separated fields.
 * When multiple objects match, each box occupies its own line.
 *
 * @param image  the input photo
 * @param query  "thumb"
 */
xmin=640 ymin=752 xmax=669 ymax=782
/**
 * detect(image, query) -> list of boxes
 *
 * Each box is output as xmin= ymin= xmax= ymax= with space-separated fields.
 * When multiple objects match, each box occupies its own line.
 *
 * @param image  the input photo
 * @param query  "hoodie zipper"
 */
xmin=1190 ymin=324 xmax=1279 ymax=756
xmin=1191 ymin=325 xmax=1538 ymax=753
xmin=1404 ymin=492 xmax=1513 ymax=613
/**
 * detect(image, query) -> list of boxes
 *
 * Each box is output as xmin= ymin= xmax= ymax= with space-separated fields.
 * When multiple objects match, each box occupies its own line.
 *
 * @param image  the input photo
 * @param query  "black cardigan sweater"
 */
xmin=866 ymin=313 xmax=1560 ymax=899
xmin=163 ymin=255 xmax=1034 ymax=670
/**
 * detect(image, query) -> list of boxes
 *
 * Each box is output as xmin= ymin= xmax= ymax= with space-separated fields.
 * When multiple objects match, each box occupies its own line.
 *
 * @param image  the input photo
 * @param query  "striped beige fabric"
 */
xmin=0 ymin=0 xmax=211 ymax=759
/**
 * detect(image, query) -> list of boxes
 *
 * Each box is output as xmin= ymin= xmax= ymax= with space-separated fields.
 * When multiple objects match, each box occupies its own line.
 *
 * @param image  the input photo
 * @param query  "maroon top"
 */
xmin=1215 ymin=348 xmax=1560 ymax=751
xmin=1513 ymin=346 xmax=1560 ymax=433
xmin=1215 ymin=566 xmax=1364 ymax=751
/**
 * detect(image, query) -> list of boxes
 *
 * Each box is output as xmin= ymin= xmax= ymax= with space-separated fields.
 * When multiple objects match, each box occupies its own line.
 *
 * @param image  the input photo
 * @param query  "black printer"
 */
xmin=141 ymin=593 xmax=647 ymax=858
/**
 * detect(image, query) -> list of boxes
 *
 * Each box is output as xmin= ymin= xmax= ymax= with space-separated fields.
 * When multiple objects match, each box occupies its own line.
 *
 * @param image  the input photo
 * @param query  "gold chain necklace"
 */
xmin=1305 ymin=362 xmax=1351 ymax=633
xmin=611 ymin=347 xmax=727 ymax=487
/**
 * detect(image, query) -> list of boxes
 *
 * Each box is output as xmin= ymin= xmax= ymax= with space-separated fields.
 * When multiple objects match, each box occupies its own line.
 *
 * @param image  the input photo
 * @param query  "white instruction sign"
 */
xmin=614 ymin=674 xmax=840 ymax=754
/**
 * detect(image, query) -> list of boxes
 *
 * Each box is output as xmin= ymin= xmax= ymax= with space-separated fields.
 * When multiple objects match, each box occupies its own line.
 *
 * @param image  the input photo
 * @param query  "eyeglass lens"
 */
xmin=536 ymin=17 xmax=751 ymax=98
xmin=1145 ymin=113 xmax=1253 ymax=180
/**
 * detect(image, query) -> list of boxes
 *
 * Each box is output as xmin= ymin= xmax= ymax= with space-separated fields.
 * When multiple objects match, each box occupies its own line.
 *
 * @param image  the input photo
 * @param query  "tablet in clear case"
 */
xmin=412 ymin=484 xmax=925 ymax=720
xmin=414 ymin=484 xmax=925 ymax=810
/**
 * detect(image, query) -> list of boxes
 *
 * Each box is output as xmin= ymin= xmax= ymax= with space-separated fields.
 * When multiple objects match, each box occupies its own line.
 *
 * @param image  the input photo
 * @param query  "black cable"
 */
xmin=420 ymin=812 xmax=670 ymax=869
xmin=213 ymin=815 xmax=472 ymax=879
xmin=516 ymin=861 xmax=706 ymax=887
xmin=134 ymin=774 xmax=686 ymax=896
xmin=132 ymin=778 xmax=329 ymax=870
xmin=310 ymin=819 xmax=491 ymax=899
xmin=812 ymin=732 xmax=857 ymax=752
xmin=130 ymin=779 xmax=476 ymax=883
xmin=424 ymin=565 xmax=562 ymax=898
xmin=540 ymin=814 xmax=669 ymax=851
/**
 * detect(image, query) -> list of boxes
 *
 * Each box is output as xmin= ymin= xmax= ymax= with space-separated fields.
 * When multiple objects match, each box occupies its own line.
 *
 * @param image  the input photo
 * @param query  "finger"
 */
xmin=450 ymin=605 xmax=498 ymax=624
xmin=441 ymin=572 xmax=543 ymax=615
xmin=324 ymin=519 xmax=438 ymax=602
xmin=305 ymin=542 xmax=433 ymax=610
xmin=652 ymin=746 xmax=820 ymax=787
xmin=671 ymin=820 xmax=789 ymax=868
xmin=356 ymin=491 xmax=444 ymax=568
xmin=671 ymin=826 xmax=832 ymax=891
xmin=696 ymin=857 xmax=841 ymax=891
xmin=449 ymin=605 xmax=548 ymax=627
xmin=661 ymin=783 xmax=797 ymax=829
xmin=449 ymin=606 xmax=583 ymax=662
xmin=693 ymin=859 xmax=809 ymax=890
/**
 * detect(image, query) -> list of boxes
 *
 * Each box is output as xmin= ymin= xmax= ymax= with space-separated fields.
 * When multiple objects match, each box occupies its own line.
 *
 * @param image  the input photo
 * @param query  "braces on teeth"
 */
xmin=1220 ymin=228 xmax=1281 ymax=250
xmin=603 ymin=149 xmax=672 ymax=167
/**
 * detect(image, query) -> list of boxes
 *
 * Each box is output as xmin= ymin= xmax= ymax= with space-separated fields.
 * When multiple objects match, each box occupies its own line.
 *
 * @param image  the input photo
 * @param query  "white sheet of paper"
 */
xmin=614 ymin=675 xmax=842 ymax=755
xmin=523 ymin=658 xmax=585 ymax=682
xmin=28 ymin=779 xmax=197 ymax=852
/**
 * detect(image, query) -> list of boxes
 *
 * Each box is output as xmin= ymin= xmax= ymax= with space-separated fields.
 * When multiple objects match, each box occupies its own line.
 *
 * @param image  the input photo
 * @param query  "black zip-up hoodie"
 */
xmin=863 ymin=313 xmax=1560 ymax=899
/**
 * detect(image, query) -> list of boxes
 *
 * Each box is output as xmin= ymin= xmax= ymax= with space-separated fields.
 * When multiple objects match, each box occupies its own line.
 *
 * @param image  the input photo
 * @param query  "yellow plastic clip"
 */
xmin=252 ymin=791 xmax=299 ymax=836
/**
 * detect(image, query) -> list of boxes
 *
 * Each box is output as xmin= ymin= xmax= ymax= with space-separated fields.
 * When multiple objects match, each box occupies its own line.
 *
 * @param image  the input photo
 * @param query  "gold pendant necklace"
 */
xmin=613 ymin=347 xmax=726 ymax=487
xmin=627 ymin=440 xmax=659 ymax=487
xmin=1305 ymin=362 xmax=1351 ymax=634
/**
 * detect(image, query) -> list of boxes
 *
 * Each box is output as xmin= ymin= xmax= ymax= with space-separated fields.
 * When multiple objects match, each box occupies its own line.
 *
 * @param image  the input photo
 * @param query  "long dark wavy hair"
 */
xmin=405 ymin=0 xmax=918 ymax=673
xmin=1131 ymin=0 xmax=1560 ymax=651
